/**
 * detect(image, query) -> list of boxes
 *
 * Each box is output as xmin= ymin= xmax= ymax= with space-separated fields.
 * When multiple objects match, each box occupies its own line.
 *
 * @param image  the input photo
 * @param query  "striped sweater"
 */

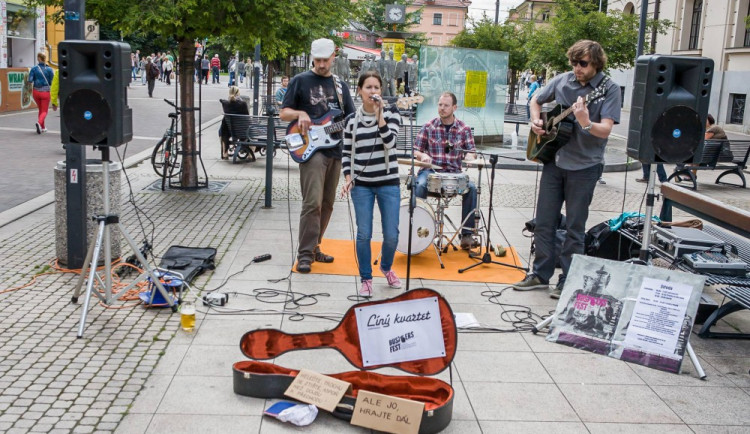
xmin=342 ymin=105 xmax=401 ymax=187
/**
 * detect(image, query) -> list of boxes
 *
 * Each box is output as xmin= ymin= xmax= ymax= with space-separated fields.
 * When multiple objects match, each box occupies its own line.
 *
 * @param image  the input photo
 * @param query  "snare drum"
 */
xmin=426 ymin=172 xmax=469 ymax=197
xmin=397 ymin=198 xmax=436 ymax=255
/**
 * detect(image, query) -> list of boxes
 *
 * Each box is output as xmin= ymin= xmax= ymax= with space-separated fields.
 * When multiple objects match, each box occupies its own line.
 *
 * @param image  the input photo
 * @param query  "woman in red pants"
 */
xmin=28 ymin=52 xmax=55 ymax=134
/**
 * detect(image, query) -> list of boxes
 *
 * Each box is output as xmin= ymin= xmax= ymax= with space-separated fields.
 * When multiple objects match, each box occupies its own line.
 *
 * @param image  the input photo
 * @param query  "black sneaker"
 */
xmin=460 ymin=235 xmax=479 ymax=250
xmin=35 ymin=122 xmax=41 ymax=134
xmin=512 ymin=274 xmax=548 ymax=291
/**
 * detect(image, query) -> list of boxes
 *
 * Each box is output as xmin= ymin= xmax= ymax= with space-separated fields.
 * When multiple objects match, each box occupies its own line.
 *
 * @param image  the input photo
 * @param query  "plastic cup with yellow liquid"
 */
xmin=180 ymin=300 xmax=196 ymax=332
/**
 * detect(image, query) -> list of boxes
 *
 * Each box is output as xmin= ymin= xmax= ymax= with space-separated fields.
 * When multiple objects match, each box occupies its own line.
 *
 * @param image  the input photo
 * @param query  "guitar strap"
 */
xmin=332 ymin=74 xmax=344 ymax=112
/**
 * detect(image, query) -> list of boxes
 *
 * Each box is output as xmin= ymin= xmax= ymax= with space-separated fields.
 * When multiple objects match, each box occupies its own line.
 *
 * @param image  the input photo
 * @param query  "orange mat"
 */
xmin=295 ymin=238 xmax=527 ymax=284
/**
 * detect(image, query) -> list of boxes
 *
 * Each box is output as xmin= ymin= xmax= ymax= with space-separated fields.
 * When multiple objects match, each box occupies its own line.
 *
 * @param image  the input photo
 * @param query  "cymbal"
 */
xmin=397 ymin=158 xmax=440 ymax=170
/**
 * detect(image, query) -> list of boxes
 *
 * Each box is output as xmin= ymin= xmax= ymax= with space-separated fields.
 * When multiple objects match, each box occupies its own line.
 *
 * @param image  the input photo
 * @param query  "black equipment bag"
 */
xmin=525 ymin=214 xmax=566 ymax=268
xmin=158 ymin=246 xmax=217 ymax=282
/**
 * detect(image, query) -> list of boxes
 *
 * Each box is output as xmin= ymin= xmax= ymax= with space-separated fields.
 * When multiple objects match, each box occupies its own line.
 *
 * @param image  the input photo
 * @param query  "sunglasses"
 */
xmin=444 ymin=141 xmax=454 ymax=154
xmin=570 ymin=59 xmax=590 ymax=68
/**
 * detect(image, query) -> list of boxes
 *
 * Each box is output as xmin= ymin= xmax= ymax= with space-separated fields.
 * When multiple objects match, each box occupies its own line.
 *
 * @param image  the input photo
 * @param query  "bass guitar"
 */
xmin=286 ymin=94 xmax=425 ymax=164
xmin=526 ymin=77 xmax=610 ymax=164
xmin=286 ymin=109 xmax=348 ymax=164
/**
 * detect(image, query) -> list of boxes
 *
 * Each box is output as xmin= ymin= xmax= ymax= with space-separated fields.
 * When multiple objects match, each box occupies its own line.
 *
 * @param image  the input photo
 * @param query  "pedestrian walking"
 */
xmin=211 ymin=54 xmax=221 ymax=84
xmin=201 ymin=55 xmax=210 ymax=85
xmin=146 ymin=57 xmax=159 ymax=97
xmin=28 ymin=52 xmax=55 ymax=134
xmin=163 ymin=56 xmax=173 ymax=85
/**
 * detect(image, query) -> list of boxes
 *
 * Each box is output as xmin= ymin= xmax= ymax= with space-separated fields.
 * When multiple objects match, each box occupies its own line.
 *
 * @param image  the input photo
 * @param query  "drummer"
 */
xmin=413 ymin=92 xmax=478 ymax=250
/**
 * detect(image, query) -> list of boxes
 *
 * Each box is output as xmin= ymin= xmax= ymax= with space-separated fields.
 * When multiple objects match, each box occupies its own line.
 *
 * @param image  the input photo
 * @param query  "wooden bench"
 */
xmin=223 ymin=114 xmax=287 ymax=164
xmin=659 ymin=183 xmax=750 ymax=339
xmin=666 ymin=139 xmax=750 ymax=190
xmin=504 ymin=103 xmax=529 ymax=134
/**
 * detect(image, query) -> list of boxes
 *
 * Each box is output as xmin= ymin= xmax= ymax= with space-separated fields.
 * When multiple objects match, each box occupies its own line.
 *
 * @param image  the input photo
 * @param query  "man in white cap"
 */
xmin=280 ymin=38 xmax=356 ymax=273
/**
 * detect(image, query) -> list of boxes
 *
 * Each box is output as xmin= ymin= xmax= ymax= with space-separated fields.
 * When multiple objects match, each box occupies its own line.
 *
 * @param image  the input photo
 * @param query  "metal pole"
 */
xmin=636 ymin=0 xmax=650 ymax=58
xmin=253 ymin=44 xmax=261 ymax=116
xmin=264 ymin=108 xmax=275 ymax=209
xmin=495 ymin=0 xmax=500 ymax=24
xmin=63 ymin=0 xmax=88 ymax=268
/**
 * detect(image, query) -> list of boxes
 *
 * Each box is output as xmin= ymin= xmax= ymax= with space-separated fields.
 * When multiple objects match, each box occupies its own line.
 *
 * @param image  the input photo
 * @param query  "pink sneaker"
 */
xmin=380 ymin=267 xmax=402 ymax=289
xmin=359 ymin=279 xmax=373 ymax=297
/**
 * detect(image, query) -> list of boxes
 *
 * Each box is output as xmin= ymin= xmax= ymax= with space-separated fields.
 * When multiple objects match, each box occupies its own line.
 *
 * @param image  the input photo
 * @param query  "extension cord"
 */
xmin=203 ymin=293 xmax=229 ymax=306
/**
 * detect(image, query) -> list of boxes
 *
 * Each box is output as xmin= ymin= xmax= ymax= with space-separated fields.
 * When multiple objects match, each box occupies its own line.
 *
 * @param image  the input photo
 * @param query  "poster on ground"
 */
xmin=546 ymin=255 xmax=705 ymax=374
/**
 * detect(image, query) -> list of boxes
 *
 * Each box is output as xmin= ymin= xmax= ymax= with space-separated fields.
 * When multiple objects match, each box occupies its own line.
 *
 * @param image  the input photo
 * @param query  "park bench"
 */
xmin=222 ymin=114 xmax=287 ymax=164
xmin=666 ymin=139 xmax=750 ymax=190
xmin=504 ymin=103 xmax=529 ymax=134
xmin=659 ymin=182 xmax=750 ymax=339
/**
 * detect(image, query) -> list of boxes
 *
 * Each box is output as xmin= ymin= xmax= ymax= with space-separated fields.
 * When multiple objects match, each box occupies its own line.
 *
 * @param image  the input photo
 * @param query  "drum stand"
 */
xmin=459 ymin=154 xmax=528 ymax=274
xmin=444 ymin=158 xmax=487 ymax=254
xmin=71 ymin=147 xmax=177 ymax=338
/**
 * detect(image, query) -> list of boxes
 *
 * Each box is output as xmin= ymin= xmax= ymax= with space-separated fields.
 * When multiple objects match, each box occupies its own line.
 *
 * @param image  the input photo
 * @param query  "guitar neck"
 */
xmin=324 ymin=119 xmax=347 ymax=135
xmin=552 ymin=106 xmax=576 ymax=126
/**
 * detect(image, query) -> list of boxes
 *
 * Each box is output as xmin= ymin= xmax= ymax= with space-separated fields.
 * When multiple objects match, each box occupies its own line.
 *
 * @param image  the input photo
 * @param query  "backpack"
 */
xmin=150 ymin=63 xmax=159 ymax=78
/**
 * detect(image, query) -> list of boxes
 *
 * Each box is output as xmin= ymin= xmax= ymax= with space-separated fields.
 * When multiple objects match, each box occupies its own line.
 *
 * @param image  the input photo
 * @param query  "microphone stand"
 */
xmin=405 ymin=71 xmax=416 ymax=291
xmin=459 ymin=152 xmax=528 ymax=274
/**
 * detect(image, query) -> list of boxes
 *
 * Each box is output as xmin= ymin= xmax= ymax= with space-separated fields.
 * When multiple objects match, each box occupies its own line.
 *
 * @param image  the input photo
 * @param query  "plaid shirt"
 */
xmin=414 ymin=116 xmax=475 ymax=173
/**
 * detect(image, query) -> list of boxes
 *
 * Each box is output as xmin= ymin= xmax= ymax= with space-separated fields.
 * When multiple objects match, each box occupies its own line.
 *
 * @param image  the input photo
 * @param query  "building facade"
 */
xmin=1 ymin=0 xmax=47 ymax=113
xmin=406 ymin=0 xmax=471 ymax=46
xmin=608 ymin=0 xmax=750 ymax=133
xmin=509 ymin=0 xmax=557 ymax=24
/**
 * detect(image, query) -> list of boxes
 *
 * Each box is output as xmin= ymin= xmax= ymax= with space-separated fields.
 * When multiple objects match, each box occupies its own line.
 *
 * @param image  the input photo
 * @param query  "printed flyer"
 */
xmin=546 ymin=255 xmax=705 ymax=373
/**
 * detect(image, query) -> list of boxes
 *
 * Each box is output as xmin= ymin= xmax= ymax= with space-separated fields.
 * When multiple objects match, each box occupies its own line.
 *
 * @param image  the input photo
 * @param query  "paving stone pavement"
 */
xmin=0 ymin=122 xmax=749 ymax=433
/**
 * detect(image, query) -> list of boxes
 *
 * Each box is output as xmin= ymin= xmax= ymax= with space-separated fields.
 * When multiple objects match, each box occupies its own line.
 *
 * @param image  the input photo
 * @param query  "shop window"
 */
xmin=744 ymin=2 xmax=750 ymax=47
xmin=7 ymin=8 xmax=36 ymax=39
xmin=730 ymin=94 xmax=746 ymax=125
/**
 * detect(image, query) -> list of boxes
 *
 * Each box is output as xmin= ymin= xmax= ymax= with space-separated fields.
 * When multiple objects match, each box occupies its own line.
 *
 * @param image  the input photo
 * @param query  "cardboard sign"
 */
xmin=284 ymin=369 xmax=351 ymax=412
xmin=355 ymin=296 xmax=445 ymax=367
xmin=351 ymin=390 xmax=424 ymax=434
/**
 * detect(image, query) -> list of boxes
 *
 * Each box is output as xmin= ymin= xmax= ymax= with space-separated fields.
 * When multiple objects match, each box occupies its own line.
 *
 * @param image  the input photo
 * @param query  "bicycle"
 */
xmin=151 ymin=99 xmax=182 ymax=190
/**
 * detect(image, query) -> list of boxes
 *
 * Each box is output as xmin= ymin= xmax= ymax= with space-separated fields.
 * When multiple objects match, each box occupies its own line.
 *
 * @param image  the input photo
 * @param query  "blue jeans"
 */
xmin=415 ymin=169 xmax=477 ymax=235
xmin=351 ymin=184 xmax=400 ymax=281
xmin=641 ymin=164 xmax=667 ymax=182
xmin=131 ymin=66 xmax=137 ymax=80
xmin=532 ymin=162 xmax=603 ymax=282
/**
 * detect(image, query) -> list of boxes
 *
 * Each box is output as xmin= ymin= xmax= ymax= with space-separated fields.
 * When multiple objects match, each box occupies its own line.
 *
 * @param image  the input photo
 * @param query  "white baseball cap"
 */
xmin=311 ymin=38 xmax=335 ymax=59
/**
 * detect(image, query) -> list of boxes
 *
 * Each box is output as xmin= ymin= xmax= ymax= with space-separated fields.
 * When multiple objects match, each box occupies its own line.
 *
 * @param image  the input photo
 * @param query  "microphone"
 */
xmin=370 ymin=95 xmax=381 ymax=102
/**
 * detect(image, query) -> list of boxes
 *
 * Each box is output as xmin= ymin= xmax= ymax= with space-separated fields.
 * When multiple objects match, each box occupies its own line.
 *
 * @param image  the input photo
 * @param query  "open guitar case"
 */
xmin=232 ymin=288 xmax=457 ymax=434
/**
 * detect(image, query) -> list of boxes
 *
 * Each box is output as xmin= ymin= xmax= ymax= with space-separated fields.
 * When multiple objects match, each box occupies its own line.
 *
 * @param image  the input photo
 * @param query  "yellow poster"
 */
xmin=382 ymin=38 xmax=405 ymax=61
xmin=464 ymin=70 xmax=487 ymax=108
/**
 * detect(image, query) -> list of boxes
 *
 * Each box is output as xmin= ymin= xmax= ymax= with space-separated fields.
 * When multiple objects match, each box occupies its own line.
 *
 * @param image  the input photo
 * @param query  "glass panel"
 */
xmin=730 ymin=94 xmax=746 ymax=124
xmin=7 ymin=8 xmax=36 ymax=39
xmin=433 ymin=13 xmax=442 ymax=25
xmin=744 ymin=2 xmax=750 ymax=47
xmin=416 ymin=45 xmax=509 ymax=138
xmin=689 ymin=0 xmax=702 ymax=50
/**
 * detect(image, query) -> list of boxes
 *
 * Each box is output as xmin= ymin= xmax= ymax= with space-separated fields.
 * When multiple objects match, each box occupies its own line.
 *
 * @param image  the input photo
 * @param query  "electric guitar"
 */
xmin=286 ymin=94 xmax=425 ymax=164
xmin=286 ymin=109 xmax=348 ymax=164
xmin=526 ymin=77 xmax=610 ymax=164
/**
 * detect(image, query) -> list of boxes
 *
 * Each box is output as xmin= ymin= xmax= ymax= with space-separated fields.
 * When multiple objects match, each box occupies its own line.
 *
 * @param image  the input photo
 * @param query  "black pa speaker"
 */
xmin=627 ymin=55 xmax=713 ymax=164
xmin=58 ymin=41 xmax=132 ymax=147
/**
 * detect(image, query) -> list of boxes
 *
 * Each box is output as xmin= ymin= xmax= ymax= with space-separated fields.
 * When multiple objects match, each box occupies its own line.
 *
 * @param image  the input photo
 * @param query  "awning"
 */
xmin=342 ymin=44 xmax=382 ymax=61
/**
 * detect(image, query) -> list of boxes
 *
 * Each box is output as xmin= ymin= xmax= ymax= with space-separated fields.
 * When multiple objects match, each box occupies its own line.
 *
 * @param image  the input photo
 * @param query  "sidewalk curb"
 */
xmin=0 ymin=115 xmax=223 ymax=229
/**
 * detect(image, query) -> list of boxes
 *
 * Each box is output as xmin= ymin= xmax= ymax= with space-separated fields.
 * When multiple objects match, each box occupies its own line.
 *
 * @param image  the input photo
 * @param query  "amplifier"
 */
xmin=652 ymin=226 xmax=724 ymax=258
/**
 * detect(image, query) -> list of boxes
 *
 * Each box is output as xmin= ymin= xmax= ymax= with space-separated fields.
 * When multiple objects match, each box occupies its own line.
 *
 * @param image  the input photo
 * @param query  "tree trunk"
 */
xmin=266 ymin=62 xmax=275 ymax=103
xmin=285 ymin=56 xmax=292 ymax=77
xmin=508 ymin=69 xmax=517 ymax=105
xmin=178 ymin=38 xmax=198 ymax=188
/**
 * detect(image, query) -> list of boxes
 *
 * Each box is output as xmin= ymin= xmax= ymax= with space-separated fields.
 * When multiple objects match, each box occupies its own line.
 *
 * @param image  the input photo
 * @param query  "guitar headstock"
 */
xmin=585 ymin=77 xmax=610 ymax=104
xmin=396 ymin=94 xmax=425 ymax=110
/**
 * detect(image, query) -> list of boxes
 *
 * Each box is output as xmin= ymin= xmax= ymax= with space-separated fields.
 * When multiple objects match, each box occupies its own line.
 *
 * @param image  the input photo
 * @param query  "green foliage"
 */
xmin=526 ymin=0 xmax=671 ymax=73
xmin=451 ymin=17 xmax=532 ymax=77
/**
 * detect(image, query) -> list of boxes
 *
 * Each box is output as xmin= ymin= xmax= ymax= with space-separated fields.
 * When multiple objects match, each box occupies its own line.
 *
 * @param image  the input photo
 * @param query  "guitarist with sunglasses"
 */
xmin=281 ymin=38 xmax=356 ymax=274
xmin=513 ymin=40 xmax=621 ymax=299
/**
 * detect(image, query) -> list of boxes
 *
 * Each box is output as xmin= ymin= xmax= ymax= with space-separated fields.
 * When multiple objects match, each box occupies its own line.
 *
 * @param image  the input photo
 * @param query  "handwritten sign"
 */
xmin=355 ymin=296 xmax=445 ymax=367
xmin=464 ymin=70 xmax=487 ymax=108
xmin=284 ymin=369 xmax=351 ymax=412
xmin=351 ymin=390 xmax=424 ymax=434
xmin=623 ymin=277 xmax=692 ymax=358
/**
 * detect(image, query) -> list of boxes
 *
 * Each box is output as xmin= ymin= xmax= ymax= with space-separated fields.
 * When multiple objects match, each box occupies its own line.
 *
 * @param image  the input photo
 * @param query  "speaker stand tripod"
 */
xmin=72 ymin=147 xmax=177 ymax=338
xmin=459 ymin=154 xmax=528 ymax=274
